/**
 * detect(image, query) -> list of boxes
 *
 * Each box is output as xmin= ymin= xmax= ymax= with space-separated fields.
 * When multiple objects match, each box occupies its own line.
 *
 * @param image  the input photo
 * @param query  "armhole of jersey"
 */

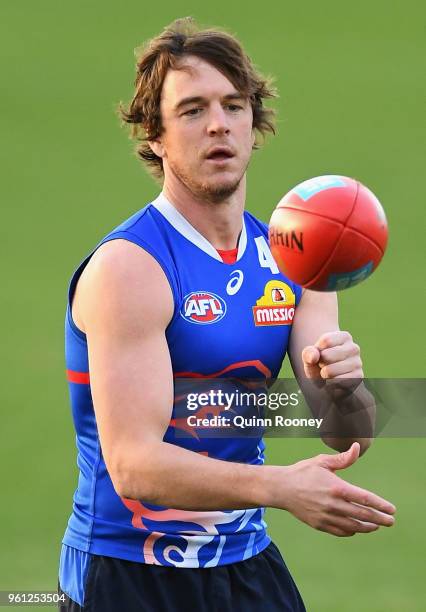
xmin=295 ymin=284 xmax=303 ymax=307
xmin=66 ymin=230 xmax=180 ymax=341
xmin=67 ymin=255 xmax=93 ymax=342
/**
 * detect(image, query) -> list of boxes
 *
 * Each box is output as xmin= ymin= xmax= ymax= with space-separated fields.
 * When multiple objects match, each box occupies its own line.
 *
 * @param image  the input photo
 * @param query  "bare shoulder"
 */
xmin=73 ymin=239 xmax=174 ymax=333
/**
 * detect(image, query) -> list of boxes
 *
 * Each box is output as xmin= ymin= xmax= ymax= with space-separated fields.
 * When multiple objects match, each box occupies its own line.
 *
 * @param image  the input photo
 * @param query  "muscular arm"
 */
xmin=72 ymin=242 xmax=394 ymax=535
xmin=288 ymin=289 xmax=375 ymax=455
xmin=74 ymin=239 xmax=270 ymax=510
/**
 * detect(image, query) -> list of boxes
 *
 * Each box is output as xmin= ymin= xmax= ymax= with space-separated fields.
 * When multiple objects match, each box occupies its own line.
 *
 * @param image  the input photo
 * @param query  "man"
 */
xmin=59 ymin=18 xmax=396 ymax=611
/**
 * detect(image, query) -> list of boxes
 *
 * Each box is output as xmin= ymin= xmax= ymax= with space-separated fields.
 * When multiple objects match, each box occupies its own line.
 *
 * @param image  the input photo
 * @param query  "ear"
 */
xmin=251 ymin=128 xmax=256 ymax=148
xmin=148 ymin=139 xmax=166 ymax=159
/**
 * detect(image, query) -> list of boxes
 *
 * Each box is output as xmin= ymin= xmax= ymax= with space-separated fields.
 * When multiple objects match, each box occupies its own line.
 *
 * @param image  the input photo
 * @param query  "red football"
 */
xmin=269 ymin=175 xmax=388 ymax=291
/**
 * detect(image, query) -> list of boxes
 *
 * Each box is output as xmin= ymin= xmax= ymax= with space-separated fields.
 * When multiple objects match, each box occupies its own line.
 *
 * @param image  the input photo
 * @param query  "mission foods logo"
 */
xmin=181 ymin=292 xmax=227 ymax=324
xmin=253 ymin=280 xmax=295 ymax=326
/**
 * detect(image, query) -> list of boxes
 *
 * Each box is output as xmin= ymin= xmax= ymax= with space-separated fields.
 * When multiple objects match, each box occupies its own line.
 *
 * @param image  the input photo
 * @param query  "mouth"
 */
xmin=205 ymin=147 xmax=235 ymax=162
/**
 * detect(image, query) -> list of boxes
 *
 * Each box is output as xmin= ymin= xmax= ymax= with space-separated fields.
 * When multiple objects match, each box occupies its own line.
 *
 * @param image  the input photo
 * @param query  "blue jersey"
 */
xmin=62 ymin=193 xmax=302 ymax=572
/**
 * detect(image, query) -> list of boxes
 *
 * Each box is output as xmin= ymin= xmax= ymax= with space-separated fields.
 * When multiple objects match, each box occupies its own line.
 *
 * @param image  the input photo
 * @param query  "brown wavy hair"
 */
xmin=118 ymin=17 xmax=277 ymax=179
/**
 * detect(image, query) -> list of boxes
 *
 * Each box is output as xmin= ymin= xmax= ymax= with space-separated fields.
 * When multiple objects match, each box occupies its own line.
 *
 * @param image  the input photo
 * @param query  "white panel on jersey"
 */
xmin=152 ymin=193 xmax=247 ymax=262
xmin=236 ymin=219 xmax=247 ymax=261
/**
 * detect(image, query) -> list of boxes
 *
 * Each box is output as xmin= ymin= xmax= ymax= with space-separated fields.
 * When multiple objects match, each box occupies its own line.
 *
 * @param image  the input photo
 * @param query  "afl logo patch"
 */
xmin=181 ymin=292 xmax=227 ymax=325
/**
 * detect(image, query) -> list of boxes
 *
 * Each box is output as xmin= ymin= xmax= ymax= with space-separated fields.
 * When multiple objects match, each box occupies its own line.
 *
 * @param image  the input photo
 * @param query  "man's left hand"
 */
xmin=301 ymin=331 xmax=363 ymax=380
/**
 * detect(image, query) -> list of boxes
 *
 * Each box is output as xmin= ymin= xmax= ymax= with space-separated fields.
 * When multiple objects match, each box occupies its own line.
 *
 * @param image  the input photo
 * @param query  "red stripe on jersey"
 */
xmin=67 ymin=369 xmax=90 ymax=384
xmin=174 ymin=359 xmax=271 ymax=379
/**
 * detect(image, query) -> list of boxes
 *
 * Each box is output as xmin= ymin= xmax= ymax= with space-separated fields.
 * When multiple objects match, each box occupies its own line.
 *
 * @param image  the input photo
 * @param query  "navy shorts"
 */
xmin=58 ymin=541 xmax=306 ymax=611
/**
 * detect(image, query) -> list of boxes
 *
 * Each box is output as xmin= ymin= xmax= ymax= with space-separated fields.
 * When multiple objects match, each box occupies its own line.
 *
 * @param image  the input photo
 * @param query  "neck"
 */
xmin=161 ymin=175 xmax=246 ymax=251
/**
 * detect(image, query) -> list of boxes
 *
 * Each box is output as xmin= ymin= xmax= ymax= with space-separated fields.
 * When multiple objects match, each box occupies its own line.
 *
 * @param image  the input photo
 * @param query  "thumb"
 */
xmin=317 ymin=442 xmax=361 ymax=472
xmin=302 ymin=345 xmax=321 ymax=378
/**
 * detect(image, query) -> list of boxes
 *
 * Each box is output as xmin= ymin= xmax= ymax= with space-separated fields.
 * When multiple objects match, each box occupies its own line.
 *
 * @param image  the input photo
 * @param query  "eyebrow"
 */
xmin=173 ymin=92 xmax=247 ymax=112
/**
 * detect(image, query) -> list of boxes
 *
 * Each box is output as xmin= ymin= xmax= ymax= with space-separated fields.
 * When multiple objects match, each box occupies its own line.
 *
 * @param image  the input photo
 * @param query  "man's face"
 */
xmin=152 ymin=55 xmax=255 ymax=202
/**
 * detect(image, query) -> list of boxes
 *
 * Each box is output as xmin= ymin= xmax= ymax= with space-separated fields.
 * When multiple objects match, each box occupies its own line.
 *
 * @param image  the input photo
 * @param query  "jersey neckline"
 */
xmin=151 ymin=192 xmax=247 ymax=263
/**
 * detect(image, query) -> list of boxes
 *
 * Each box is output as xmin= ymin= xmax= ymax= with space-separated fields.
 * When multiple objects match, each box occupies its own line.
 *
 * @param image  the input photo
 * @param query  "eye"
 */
xmin=183 ymin=107 xmax=202 ymax=116
xmin=226 ymin=104 xmax=243 ymax=112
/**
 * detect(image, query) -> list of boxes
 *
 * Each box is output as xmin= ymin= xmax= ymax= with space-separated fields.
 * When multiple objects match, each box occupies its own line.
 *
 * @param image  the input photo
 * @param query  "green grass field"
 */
xmin=1 ymin=1 xmax=425 ymax=610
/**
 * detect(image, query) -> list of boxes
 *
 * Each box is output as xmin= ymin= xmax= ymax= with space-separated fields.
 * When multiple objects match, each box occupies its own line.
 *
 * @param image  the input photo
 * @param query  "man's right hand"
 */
xmin=268 ymin=442 xmax=396 ymax=537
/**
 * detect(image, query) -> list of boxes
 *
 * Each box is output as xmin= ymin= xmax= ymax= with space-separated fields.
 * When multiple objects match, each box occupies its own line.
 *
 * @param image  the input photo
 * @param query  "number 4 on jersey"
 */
xmin=254 ymin=236 xmax=279 ymax=274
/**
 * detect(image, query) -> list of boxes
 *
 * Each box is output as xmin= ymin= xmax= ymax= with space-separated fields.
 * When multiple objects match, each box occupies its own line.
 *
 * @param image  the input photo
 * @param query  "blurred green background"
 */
xmin=1 ymin=1 xmax=425 ymax=610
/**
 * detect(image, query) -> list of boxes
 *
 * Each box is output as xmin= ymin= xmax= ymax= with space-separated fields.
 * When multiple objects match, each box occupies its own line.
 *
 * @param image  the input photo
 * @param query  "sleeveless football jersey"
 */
xmin=62 ymin=192 xmax=302 ymax=571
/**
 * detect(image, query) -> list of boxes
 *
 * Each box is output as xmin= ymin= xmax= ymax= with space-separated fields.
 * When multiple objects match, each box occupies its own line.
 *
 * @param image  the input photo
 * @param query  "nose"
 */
xmin=206 ymin=103 xmax=230 ymax=136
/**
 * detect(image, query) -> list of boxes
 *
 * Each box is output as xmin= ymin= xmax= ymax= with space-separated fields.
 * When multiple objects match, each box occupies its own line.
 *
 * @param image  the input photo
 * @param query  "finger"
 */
xmin=320 ymin=357 xmax=362 ymax=379
xmin=323 ymin=377 xmax=363 ymax=393
xmin=326 ymin=516 xmax=379 ymax=534
xmin=342 ymin=484 xmax=396 ymax=515
xmin=328 ymin=371 xmax=364 ymax=380
xmin=318 ymin=523 xmax=355 ymax=537
xmin=302 ymin=346 xmax=322 ymax=379
xmin=319 ymin=343 xmax=360 ymax=366
xmin=332 ymin=500 xmax=395 ymax=527
xmin=317 ymin=442 xmax=360 ymax=471
xmin=302 ymin=345 xmax=320 ymax=366
xmin=315 ymin=331 xmax=352 ymax=351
